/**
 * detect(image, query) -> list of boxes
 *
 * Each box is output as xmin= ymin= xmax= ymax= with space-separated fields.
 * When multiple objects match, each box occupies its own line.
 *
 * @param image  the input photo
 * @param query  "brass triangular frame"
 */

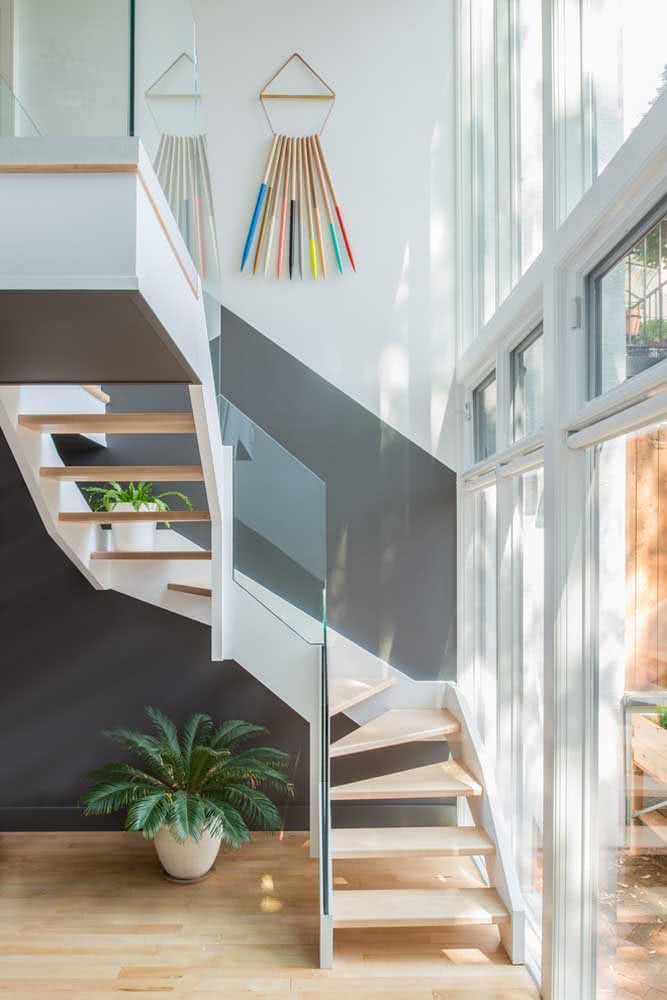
xmin=259 ymin=52 xmax=335 ymax=134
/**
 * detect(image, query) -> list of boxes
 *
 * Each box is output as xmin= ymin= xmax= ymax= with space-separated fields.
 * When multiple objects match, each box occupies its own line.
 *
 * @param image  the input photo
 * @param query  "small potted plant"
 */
xmin=83 ymin=482 xmax=193 ymax=552
xmin=82 ymin=707 xmax=292 ymax=881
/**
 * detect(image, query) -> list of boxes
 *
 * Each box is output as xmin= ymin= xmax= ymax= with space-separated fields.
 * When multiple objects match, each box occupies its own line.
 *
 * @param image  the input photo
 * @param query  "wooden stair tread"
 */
xmin=331 ymin=760 xmax=482 ymax=801
xmin=59 ymin=511 xmax=210 ymax=523
xmin=20 ymin=413 xmax=195 ymax=434
xmin=167 ymin=583 xmax=212 ymax=597
xmin=331 ymin=709 xmax=459 ymax=758
xmin=329 ymin=677 xmax=396 ymax=716
xmin=333 ymin=888 xmax=509 ymax=928
xmin=332 ymin=826 xmax=494 ymax=859
xmin=91 ymin=550 xmax=211 ymax=561
xmin=41 ymin=466 xmax=204 ymax=482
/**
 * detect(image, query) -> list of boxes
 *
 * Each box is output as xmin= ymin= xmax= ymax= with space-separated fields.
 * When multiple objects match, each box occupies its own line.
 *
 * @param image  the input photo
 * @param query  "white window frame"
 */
xmin=457 ymin=5 xmax=667 ymax=996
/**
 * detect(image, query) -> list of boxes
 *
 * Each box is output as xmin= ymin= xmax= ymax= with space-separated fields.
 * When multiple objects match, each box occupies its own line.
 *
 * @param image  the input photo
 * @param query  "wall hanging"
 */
xmin=240 ymin=52 xmax=355 ymax=280
xmin=146 ymin=51 xmax=220 ymax=288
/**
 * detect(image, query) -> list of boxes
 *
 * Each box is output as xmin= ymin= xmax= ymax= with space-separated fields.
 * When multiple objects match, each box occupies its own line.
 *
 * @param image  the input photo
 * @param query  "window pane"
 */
xmin=512 ymin=327 xmax=544 ymax=440
xmin=594 ymin=209 xmax=667 ymax=396
xmin=474 ymin=373 xmax=497 ymax=461
xmin=516 ymin=468 xmax=544 ymax=968
xmin=595 ymin=425 xmax=667 ymax=998
xmin=473 ymin=485 xmax=497 ymax=755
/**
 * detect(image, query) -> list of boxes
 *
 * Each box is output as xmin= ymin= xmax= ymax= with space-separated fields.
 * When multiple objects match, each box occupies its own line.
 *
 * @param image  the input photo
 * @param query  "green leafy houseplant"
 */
xmin=657 ymin=705 xmax=667 ymax=730
xmin=82 ymin=708 xmax=293 ymax=848
xmin=84 ymin=481 xmax=193 ymax=516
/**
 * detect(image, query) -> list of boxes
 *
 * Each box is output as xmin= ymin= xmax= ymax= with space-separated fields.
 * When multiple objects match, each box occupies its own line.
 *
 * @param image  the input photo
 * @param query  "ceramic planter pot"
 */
xmin=111 ymin=502 xmax=157 ymax=552
xmin=154 ymin=827 xmax=222 ymax=881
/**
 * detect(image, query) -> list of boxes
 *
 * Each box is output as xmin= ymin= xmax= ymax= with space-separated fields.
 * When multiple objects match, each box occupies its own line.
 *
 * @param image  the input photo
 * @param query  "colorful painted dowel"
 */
xmin=303 ymin=136 xmax=317 ymax=279
xmin=306 ymin=136 xmax=326 ymax=279
xmin=263 ymin=135 xmax=287 ymax=277
xmin=277 ymin=138 xmax=292 ymax=279
xmin=315 ymin=134 xmax=355 ymax=272
xmin=309 ymin=135 xmax=343 ymax=274
xmin=297 ymin=138 xmax=305 ymax=279
xmin=240 ymin=135 xmax=279 ymax=271
xmin=289 ymin=132 xmax=297 ymax=280
xmin=253 ymin=134 xmax=284 ymax=274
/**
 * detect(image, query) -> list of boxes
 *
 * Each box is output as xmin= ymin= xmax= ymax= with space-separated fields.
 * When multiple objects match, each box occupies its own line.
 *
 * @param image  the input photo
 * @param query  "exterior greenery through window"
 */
xmin=590 ymin=200 xmax=667 ymax=396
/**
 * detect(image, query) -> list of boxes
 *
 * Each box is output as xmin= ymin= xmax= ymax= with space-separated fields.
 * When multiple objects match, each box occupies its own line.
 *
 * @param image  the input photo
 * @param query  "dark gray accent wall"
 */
xmin=218 ymin=308 xmax=457 ymax=682
xmin=0 ymin=290 xmax=198 ymax=384
xmin=0 ymin=430 xmax=307 ymax=831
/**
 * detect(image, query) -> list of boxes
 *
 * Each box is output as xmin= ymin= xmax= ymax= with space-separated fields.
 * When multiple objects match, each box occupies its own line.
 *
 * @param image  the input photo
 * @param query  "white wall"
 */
xmin=192 ymin=0 xmax=458 ymax=468
xmin=12 ymin=0 xmax=129 ymax=136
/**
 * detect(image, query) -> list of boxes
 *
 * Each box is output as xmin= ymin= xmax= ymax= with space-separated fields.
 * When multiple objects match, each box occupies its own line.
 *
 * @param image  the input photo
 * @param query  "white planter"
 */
xmin=154 ymin=827 xmax=222 ymax=881
xmin=111 ymin=502 xmax=157 ymax=552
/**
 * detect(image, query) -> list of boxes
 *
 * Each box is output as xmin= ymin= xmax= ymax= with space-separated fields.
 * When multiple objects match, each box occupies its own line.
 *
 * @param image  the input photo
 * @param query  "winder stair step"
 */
xmin=40 ymin=466 xmax=204 ymax=482
xmin=167 ymin=583 xmax=212 ymax=598
xmin=332 ymin=888 xmax=509 ymax=928
xmin=332 ymin=826 xmax=494 ymax=859
xmin=329 ymin=676 xmax=396 ymax=716
xmin=330 ymin=709 xmax=459 ymax=757
xmin=60 ymin=511 xmax=210 ymax=523
xmin=20 ymin=413 xmax=195 ymax=434
xmin=91 ymin=550 xmax=211 ymax=561
xmin=331 ymin=759 xmax=482 ymax=800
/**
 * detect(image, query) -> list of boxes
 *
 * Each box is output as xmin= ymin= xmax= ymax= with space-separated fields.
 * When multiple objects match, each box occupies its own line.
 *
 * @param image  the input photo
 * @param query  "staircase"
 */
xmin=327 ymin=681 xmax=525 ymax=963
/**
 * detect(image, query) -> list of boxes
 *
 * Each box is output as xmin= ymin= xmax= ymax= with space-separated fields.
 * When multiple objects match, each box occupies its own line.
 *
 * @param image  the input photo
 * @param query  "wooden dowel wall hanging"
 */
xmin=239 ymin=53 xmax=356 ymax=280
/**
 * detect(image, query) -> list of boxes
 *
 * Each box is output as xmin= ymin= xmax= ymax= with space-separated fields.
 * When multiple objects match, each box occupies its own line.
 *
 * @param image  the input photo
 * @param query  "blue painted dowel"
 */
xmin=241 ymin=136 xmax=279 ymax=271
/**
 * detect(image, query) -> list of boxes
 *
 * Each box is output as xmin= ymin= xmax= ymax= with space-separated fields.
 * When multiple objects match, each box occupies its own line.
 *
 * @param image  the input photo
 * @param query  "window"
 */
xmin=593 ymin=425 xmax=667 ymax=998
xmin=515 ymin=467 xmax=545 ymax=968
xmin=512 ymin=326 xmax=544 ymax=441
xmin=473 ymin=484 xmax=498 ymax=755
xmin=473 ymin=371 xmax=497 ymax=461
xmin=590 ymin=201 xmax=667 ymax=396
xmin=460 ymin=0 xmax=542 ymax=343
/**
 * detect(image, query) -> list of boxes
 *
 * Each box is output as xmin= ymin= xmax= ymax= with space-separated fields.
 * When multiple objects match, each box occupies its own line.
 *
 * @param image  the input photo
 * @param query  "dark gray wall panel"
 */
xmin=0 ymin=430 xmax=307 ymax=830
xmin=218 ymin=309 xmax=457 ymax=682
xmin=0 ymin=290 xmax=198 ymax=384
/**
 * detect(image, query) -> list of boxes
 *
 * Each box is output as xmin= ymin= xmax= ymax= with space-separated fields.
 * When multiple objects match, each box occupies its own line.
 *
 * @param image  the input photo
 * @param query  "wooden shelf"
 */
xmin=329 ymin=676 xmax=396 ymax=716
xmin=332 ymin=826 xmax=494 ymax=860
xmin=91 ymin=550 xmax=211 ymax=561
xmin=59 ymin=511 xmax=210 ymax=523
xmin=333 ymin=888 xmax=509 ymax=928
xmin=20 ymin=413 xmax=195 ymax=434
xmin=331 ymin=760 xmax=482 ymax=801
xmin=167 ymin=583 xmax=212 ymax=598
xmin=41 ymin=466 xmax=204 ymax=482
xmin=81 ymin=385 xmax=111 ymax=405
xmin=331 ymin=709 xmax=459 ymax=758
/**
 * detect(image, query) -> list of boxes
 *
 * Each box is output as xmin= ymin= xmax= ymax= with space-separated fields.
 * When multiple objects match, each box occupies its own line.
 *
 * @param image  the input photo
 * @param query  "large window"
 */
xmin=590 ymin=201 xmax=667 ymax=396
xmin=515 ymin=467 xmax=545 ymax=968
xmin=460 ymin=0 xmax=543 ymax=343
xmin=593 ymin=425 xmax=667 ymax=998
xmin=512 ymin=326 xmax=544 ymax=441
xmin=472 ymin=484 xmax=498 ymax=755
xmin=473 ymin=371 xmax=497 ymax=461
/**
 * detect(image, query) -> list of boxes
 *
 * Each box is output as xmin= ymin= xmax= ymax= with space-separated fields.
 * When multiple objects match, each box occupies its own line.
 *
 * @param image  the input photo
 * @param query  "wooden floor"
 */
xmin=0 ymin=832 xmax=540 ymax=998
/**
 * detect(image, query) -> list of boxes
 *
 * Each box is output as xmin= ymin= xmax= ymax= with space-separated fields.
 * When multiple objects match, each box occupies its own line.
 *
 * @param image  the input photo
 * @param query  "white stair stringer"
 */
xmin=443 ymin=681 xmax=526 ymax=965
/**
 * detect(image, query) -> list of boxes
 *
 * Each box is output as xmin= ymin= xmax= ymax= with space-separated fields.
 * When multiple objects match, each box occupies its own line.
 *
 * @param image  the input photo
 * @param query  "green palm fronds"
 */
xmin=81 ymin=708 xmax=292 ymax=847
xmin=83 ymin=482 xmax=193 ymax=527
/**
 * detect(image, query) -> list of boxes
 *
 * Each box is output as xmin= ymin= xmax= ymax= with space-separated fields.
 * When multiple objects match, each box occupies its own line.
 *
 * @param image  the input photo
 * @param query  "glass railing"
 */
xmin=217 ymin=391 xmax=332 ymax=943
xmin=0 ymin=76 xmax=40 ymax=137
xmin=3 ymin=0 xmax=219 ymax=291
xmin=217 ymin=393 xmax=327 ymax=644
